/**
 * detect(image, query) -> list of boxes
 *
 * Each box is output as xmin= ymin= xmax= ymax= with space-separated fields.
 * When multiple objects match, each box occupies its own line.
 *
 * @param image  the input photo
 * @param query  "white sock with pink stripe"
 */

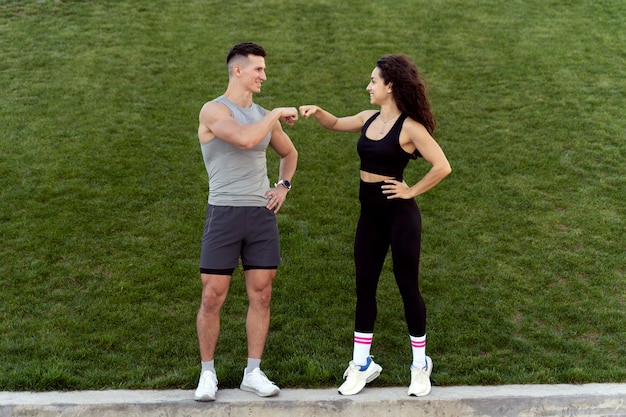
xmin=410 ymin=334 xmax=427 ymax=368
xmin=352 ymin=332 xmax=373 ymax=366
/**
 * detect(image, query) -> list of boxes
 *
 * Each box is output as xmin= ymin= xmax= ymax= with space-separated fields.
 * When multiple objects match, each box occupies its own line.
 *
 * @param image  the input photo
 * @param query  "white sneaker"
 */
xmin=338 ymin=356 xmax=383 ymax=396
xmin=240 ymin=368 xmax=280 ymax=397
xmin=194 ymin=370 xmax=218 ymax=401
xmin=408 ymin=356 xmax=432 ymax=396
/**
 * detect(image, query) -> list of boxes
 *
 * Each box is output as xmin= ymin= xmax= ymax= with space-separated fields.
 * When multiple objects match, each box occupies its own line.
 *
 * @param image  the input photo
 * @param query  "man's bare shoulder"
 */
xmin=200 ymin=99 xmax=229 ymax=117
xmin=198 ymin=99 xmax=233 ymax=143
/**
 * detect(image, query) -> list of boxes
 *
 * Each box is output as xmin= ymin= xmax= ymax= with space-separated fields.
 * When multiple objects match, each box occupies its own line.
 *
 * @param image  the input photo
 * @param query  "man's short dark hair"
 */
xmin=226 ymin=42 xmax=266 ymax=64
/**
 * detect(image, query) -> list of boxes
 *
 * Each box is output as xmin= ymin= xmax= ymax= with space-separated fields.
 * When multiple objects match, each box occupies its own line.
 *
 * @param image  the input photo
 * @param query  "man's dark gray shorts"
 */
xmin=200 ymin=205 xmax=281 ymax=272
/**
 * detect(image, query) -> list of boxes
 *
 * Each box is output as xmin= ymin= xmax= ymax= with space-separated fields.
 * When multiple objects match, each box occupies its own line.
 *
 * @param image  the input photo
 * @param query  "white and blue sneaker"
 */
xmin=338 ymin=356 xmax=383 ymax=395
xmin=408 ymin=356 xmax=432 ymax=396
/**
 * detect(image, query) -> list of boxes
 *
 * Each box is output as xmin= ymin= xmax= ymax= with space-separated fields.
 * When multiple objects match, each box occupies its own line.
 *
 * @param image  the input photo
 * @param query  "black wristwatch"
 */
xmin=275 ymin=179 xmax=291 ymax=190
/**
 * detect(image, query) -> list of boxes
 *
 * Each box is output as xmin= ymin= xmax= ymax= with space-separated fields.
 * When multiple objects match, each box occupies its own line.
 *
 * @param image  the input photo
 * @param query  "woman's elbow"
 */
xmin=436 ymin=161 xmax=452 ymax=180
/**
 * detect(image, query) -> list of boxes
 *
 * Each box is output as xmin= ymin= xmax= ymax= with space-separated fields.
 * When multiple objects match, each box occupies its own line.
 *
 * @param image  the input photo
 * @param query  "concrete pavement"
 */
xmin=1 ymin=383 xmax=625 ymax=416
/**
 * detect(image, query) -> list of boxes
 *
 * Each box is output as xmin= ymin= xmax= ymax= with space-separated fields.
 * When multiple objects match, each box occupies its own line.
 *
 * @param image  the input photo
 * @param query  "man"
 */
xmin=194 ymin=42 xmax=298 ymax=401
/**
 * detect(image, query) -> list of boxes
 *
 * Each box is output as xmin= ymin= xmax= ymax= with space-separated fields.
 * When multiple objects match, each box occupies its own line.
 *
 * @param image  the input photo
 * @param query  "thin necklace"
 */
xmin=378 ymin=113 xmax=401 ymax=136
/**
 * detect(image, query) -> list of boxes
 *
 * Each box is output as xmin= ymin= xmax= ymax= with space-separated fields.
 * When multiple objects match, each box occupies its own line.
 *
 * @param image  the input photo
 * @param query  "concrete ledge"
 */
xmin=1 ymin=383 xmax=625 ymax=417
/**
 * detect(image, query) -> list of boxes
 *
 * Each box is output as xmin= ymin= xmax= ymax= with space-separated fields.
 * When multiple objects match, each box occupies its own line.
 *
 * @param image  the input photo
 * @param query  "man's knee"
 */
xmin=199 ymin=293 xmax=225 ymax=317
xmin=248 ymin=286 xmax=273 ymax=309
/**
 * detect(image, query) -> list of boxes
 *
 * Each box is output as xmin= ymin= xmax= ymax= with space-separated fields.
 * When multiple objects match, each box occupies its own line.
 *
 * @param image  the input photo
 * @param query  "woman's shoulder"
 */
xmin=402 ymin=116 xmax=429 ymax=133
xmin=400 ymin=117 xmax=433 ymax=146
xmin=358 ymin=109 xmax=379 ymax=122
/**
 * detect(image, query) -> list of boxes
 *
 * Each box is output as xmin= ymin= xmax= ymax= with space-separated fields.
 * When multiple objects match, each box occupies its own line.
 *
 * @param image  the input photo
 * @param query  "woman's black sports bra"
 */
xmin=357 ymin=112 xmax=420 ymax=180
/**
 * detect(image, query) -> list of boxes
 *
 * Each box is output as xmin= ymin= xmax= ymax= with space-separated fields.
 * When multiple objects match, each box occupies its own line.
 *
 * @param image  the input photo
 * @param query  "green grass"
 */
xmin=1 ymin=0 xmax=624 ymax=391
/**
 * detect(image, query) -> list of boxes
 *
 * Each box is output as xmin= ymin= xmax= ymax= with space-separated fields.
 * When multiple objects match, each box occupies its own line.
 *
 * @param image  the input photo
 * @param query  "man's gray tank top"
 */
xmin=201 ymin=95 xmax=271 ymax=207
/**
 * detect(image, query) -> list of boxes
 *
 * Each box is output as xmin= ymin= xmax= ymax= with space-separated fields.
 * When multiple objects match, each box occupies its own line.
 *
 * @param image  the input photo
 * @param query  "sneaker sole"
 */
xmin=365 ymin=365 xmax=382 ymax=383
xmin=408 ymin=386 xmax=431 ymax=397
xmin=240 ymin=384 xmax=280 ymax=397
xmin=338 ymin=364 xmax=383 ymax=396
xmin=194 ymin=394 xmax=216 ymax=402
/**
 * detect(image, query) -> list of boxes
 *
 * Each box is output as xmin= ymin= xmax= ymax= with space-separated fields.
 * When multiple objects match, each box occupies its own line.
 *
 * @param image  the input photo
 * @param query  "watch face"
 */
xmin=283 ymin=180 xmax=291 ymax=189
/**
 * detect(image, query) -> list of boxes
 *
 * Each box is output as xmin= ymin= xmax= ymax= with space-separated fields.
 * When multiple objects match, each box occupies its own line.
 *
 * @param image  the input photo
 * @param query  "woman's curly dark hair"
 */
xmin=376 ymin=55 xmax=435 ymax=135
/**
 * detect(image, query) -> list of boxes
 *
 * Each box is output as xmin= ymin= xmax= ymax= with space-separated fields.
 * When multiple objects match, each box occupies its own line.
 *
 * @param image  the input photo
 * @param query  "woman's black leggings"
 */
xmin=353 ymin=181 xmax=426 ymax=337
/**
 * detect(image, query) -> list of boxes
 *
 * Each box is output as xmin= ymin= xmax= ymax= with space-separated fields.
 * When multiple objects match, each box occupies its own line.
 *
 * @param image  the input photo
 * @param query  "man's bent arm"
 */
xmin=199 ymin=102 xmax=298 ymax=149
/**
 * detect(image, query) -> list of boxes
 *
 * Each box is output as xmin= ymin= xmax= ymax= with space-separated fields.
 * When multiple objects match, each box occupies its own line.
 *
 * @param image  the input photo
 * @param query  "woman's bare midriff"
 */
xmin=360 ymin=170 xmax=394 ymax=183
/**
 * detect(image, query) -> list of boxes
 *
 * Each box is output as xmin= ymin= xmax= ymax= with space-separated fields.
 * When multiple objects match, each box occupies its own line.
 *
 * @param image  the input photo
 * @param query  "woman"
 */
xmin=299 ymin=54 xmax=451 ymax=396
